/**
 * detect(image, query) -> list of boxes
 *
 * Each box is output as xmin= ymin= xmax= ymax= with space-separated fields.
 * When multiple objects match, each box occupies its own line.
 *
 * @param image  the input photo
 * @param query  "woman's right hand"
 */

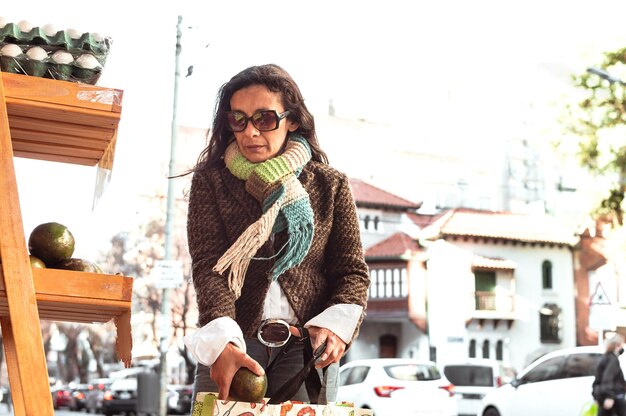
xmin=210 ymin=342 xmax=265 ymax=400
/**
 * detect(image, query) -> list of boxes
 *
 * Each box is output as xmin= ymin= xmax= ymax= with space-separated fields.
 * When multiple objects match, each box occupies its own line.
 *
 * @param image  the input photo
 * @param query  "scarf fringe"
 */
xmin=270 ymin=223 xmax=314 ymax=279
xmin=213 ymin=200 xmax=281 ymax=297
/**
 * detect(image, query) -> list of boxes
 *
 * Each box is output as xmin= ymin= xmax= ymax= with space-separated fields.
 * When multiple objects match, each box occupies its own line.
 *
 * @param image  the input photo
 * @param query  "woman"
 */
xmin=183 ymin=64 xmax=370 ymax=404
xmin=593 ymin=334 xmax=626 ymax=415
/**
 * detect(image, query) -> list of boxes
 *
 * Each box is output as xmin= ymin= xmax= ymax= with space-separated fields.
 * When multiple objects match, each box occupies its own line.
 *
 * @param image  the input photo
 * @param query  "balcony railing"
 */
xmin=369 ymin=268 xmax=408 ymax=299
xmin=474 ymin=291 xmax=514 ymax=313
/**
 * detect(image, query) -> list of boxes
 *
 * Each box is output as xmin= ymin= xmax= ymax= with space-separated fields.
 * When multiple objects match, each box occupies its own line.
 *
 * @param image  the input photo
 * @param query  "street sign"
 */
xmin=151 ymin=260 xmax=184 ymax=289
xmin=589 ymin=282 xmax=611 ymax=306
xmin=589 ymin=304 xmax=617 ymax=331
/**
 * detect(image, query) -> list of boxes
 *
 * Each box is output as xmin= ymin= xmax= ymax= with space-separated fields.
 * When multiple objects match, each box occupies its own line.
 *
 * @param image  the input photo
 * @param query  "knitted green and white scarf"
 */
xmin=213 ymin=135 xmax=315 ymax=297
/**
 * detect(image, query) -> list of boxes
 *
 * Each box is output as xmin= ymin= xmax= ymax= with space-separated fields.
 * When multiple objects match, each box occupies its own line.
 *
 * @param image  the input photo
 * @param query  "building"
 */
xmin=346 ymin=179 xmax=432 ymax=362
xmin=419 ymin=208 xmax=580 ymax=371
xmin=347 ymin=177 xmax=588 ymax=372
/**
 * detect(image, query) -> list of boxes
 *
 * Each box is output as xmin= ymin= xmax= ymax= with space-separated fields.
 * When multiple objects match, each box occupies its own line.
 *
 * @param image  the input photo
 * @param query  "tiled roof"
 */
xmin=365 ymin=232 xmax=422 ymax=259
xmin=472 ymin=254 xmax=517 ymax=270
xmin=407 ymin=212 xmax=436 ymax=229
xmin=421 ymin=208 xmax=579 ymax=246
xmin=349 ymin=178 xmax=422 ymax=211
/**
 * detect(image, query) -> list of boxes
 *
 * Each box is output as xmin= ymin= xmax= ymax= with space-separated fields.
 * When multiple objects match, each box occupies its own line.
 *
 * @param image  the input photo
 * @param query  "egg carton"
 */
xmin=0 ymin=18 xmax=111 ymax=85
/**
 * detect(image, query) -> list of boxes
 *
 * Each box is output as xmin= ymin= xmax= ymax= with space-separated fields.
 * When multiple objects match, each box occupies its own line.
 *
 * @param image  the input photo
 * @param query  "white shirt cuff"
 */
xmin=304 ymin=304 xmax=363 ymax=344
xmin=182 ymin=316 xmax=246 ymax=367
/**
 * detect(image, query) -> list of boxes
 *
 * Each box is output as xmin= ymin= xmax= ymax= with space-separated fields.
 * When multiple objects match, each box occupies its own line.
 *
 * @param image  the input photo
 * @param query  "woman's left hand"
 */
xmin=306 ymin=326 xmax=346 ymax=369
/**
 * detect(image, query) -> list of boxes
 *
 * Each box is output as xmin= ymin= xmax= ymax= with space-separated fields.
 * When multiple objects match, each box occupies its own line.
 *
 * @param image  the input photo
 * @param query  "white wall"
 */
xmin=426 ymin=239 xmax=576 ymax=372
xmin=358 ymin=208 xmax=420 ymax=249
xmin=349 ymin=321 xmax=429 ymax=362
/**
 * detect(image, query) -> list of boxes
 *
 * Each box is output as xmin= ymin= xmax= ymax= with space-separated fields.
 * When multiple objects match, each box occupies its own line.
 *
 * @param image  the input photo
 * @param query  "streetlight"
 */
xmin=157 ymin=14 xmax=182 ymax=416
xmin=587 ymin=67 xmax=626 ymax=85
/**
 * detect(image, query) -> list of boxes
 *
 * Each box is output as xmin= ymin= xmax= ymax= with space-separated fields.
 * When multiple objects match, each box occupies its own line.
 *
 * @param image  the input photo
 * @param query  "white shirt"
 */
xmin=184 ymin=280 xmax=362 ymax=367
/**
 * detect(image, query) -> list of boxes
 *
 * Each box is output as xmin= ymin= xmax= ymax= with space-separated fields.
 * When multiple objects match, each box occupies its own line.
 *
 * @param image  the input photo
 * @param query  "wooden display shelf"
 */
xmin=2 ymin=72 xmax=123 ymax=167
xmin=0 ymin=71 xmax=129 ymax=415
xmin=0 ymin=268 xmax=133 ymax=323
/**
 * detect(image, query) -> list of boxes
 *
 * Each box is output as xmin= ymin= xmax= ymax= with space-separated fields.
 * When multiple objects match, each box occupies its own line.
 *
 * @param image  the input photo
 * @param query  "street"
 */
xmin=0 ymin=404 xmax=104 ymax=415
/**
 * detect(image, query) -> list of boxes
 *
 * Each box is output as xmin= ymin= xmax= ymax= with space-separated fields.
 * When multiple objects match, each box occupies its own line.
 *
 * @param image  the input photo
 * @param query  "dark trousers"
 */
xmin=193 ymin=337 xmax=338 ymax=404
xmin=598 ymin=398 xmax=626 ymax=416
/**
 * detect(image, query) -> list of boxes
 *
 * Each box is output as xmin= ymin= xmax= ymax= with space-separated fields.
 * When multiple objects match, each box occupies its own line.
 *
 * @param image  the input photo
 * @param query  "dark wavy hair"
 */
xmin=193 ymin=64 xmax=328 ymax=172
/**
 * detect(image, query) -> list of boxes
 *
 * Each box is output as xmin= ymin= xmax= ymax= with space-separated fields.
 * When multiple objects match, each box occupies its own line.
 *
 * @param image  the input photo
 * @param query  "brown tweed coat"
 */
xmin=187 ymin=160 xmax=370 ymax=341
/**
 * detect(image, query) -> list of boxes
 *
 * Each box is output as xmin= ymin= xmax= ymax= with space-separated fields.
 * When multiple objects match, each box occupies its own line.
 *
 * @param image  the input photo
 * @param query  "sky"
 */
xmin=3 ymin=0 xmax=626 ymax=259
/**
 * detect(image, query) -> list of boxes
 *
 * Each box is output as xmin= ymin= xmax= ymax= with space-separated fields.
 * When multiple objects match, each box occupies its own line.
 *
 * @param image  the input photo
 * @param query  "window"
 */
xmin=384 ymin=364 xmax=441 ymax=381
xmin=540 ymin=303 xmax=561 ymax=343
xmin=444 ymin=365 xmax=494 ymax=387
xmin=339 ymin=366 xmax=370 ymax=386
xmin=363 ymin=215 xmax=370 ymax=230
xmin=469 ymin=339 xmax=476 ymax=358
xmin=369 ymin=267 xmax=407 ymax=298
xmin=542 ymin=260 xmax=553 ymax=289
xmin=520 ymin=356 xmax=565 ymax=384
xmin=482 ymin=339 xmax=490 ymax=358
xmin=561 ymin=353 xmax=602 ymax=378
xmin=475 ymin=271 xmax=496 ymax=310
xmin=359 ymin=209 xmax=385 ymax=234
xmin=496 ymin=340 xmax=503 ymax=360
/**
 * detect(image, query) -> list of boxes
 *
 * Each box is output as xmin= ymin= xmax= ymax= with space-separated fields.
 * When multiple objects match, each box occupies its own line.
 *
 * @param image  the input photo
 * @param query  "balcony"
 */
xmin=366 ymin=266 xmax=413 ymax=321
xmin=469 ymin=291 xmax=516 ymax=323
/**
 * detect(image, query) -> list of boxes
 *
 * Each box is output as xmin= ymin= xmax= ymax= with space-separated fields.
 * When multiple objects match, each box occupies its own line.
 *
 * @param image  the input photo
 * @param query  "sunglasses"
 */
xmin=225 ymin=110 xmax=290 ymax=132
xmin=257 ymin=319 xmax=292 ymax=347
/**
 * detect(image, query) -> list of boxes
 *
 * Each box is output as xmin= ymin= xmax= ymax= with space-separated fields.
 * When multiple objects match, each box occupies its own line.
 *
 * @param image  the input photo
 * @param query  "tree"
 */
xmin=99 ymin=215 xmax=197 ymax=384
xmin=565 ymin=46 xmax=626 ymax=226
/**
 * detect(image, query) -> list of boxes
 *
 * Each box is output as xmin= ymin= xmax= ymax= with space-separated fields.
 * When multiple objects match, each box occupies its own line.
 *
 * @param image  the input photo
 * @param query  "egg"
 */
xmin=42 ymin=23 xmax=59 ymax=37
xmin=91 ymin=32 xmax=106 ymax=43
xmin=51 ymin=50 xmax=73 ymax=65
xmin=75 ymin=54 xmax=102 ymax=69
xmin=17 ymin=20 xmax=33 ymax=33
xmin=66 ymin=28 xmax=83 ymax=40
xmin=0 ymin=44 xmax=23 ymax=58
xmin=26 ymin=46 xmax=48 ymax=61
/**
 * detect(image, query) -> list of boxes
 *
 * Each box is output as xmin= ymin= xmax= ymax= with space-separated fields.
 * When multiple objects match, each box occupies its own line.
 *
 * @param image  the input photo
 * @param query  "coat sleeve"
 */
xmin=599 ymin=355 xmax=623 ymax=399
xmin=323 ymin=173 xmax=370 ymax=340
xmin=187 ymin=171 xmax=238 ymax=327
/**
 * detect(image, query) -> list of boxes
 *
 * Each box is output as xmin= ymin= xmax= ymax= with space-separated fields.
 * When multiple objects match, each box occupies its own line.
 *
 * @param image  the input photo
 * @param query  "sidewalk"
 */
xmin=0 ymin=404 xmax=80 ymax=415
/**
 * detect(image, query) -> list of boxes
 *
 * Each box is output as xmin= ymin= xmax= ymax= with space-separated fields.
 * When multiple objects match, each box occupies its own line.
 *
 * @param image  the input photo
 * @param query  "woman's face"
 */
xmin=229 ymin=85 xmax=298 ymax=163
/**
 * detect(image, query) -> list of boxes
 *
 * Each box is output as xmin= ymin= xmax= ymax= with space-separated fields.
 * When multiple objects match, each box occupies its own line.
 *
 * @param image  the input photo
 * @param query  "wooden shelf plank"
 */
xmin=2 ymin=72 xmax=122 ymax=113
xmin=9 ymin=114 xmax=115 ymax=141
xmin=0 ymin=268 xmax=132 ymax=307
xmin=12 ymin=150 xmax=99 ymax=166
xmin=2 ymin=72 xmax=123 ymax=166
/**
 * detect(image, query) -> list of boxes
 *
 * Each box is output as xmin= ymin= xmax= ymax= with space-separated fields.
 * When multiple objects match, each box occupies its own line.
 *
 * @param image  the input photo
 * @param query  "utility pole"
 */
xmin=158 ymin=14 xmax=182 ymax=416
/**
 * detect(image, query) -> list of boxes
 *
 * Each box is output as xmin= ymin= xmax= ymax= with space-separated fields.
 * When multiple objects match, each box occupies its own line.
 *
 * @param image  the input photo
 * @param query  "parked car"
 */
xmin=86 ymin=378 xmax=113 ymax=414
xmin=479 ymin=346 xmax=625 ymax=416
xmin=69 ymin=383 xmax=92 ymax=411
xmin=51 ymin=384 xmax=72 ymax=409
xmin=167 ymin=384 xmax=193 ymax=414
xmin=102 ymin=377 xmax=138 ymax=416
xmin=441 ymin=358 xmax=516 ymax=416
xmin=336 ymin=358 xmax=457 ymax=416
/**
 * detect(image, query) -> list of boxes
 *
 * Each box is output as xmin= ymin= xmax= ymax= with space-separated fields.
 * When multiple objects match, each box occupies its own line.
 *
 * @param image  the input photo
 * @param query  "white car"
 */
xmin=478 ymin=346 xmax=625 ymax=416
xmin=336 ymin=358 xmax=457 ymax=416
xmin=442 ymin=358 xmax=517 ymax=416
